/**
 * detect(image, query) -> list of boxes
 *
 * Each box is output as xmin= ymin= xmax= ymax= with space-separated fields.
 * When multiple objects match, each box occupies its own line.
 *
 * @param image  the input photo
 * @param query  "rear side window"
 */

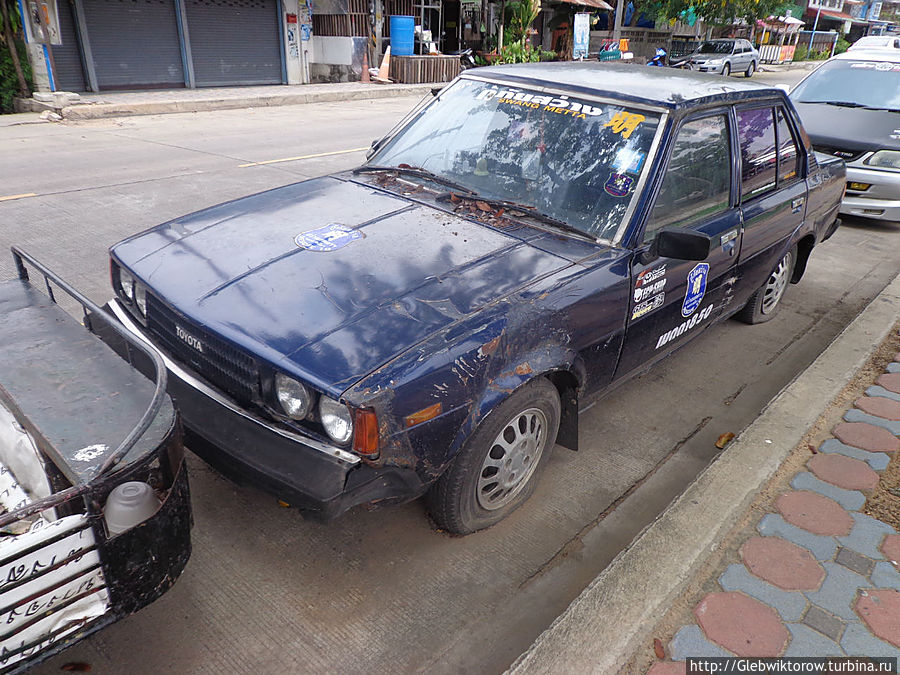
xmin=776 ymin=108 xmax=800 ymax=185
xmin=737 ymin=107 xmax=777 ymax=200
xmin=644 ymin=115 xmax=731 ymax=242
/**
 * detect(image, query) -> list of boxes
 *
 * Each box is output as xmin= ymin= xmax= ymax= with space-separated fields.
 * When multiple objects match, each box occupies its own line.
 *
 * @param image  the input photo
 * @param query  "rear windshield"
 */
xmin=791 ymin=60 xmax=900 ymax=110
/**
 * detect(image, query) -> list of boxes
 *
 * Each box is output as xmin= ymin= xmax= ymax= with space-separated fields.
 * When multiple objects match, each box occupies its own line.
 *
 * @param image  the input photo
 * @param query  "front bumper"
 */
xmin=106 ymin=300 xmax=425 ymax=520
xmin=841 ymin=165 xmax=900 ymax=221
xmin=690 ymin=62 xmax=725 ymax=73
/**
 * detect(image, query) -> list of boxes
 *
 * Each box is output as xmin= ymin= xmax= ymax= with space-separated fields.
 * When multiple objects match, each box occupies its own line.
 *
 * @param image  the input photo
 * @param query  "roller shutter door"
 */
xmin=184 ymin=0 xmax=282 ymax=87
xmin=81 ymin=0 xmax=184 ymax=90
xmin=53 ymin=1 xmax=87 ymax=92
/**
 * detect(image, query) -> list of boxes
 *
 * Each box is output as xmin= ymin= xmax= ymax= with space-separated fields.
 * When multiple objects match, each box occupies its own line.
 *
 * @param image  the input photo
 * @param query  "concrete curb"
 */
xmin=509 ymin=272 xmax=900 ymax=674
xmin=19 ymin=83 xmax=439 ymax=120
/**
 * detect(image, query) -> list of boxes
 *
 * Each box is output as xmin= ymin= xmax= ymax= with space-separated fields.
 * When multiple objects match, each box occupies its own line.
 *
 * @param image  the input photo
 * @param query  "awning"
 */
xmin=817 ymin=9 xmax=864 ymax=22
xmin=554 ymin=0 xmax=614 ymax=10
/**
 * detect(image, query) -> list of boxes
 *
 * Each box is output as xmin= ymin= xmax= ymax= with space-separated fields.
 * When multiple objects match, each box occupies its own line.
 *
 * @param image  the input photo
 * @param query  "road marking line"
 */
xmin=0 ymin=193 xmax=37 ymax=202
xmin=239 ymin=147 xmax=369 ymax=168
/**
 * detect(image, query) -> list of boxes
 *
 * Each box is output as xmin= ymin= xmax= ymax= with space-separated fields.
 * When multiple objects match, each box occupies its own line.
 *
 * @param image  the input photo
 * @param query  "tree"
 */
xmin=653 ymin=0 xmax=790 ymax=28
xmin=0 ymin=0 xmax=29 ymax=101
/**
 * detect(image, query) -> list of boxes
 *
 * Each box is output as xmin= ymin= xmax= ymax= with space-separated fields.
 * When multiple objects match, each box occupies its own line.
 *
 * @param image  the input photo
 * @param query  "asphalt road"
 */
xmin=0 ymin=73 xmax=897 ymax=674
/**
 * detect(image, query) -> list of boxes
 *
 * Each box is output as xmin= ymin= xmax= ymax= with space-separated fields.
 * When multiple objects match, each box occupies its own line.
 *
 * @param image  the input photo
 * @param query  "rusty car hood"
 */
xmin=112 ymin=176 xmax=578 ymax=393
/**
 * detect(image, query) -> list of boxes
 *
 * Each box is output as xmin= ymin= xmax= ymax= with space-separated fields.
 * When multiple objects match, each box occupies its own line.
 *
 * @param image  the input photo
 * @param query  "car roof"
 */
xmin=831 ymin=49 xmax=900 ymax=63
xmin=466 ymin=62 xmax=779 ymax=111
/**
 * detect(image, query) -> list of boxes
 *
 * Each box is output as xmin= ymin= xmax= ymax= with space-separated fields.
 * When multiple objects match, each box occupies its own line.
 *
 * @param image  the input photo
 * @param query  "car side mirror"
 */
xmin=654 ymin=228 xmax=712 ymax=261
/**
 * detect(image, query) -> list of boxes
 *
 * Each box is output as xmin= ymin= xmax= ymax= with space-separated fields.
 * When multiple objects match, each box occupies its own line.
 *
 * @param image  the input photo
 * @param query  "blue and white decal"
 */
xmin=295 ymin=224 xmax=363 ymax=252
xmin=681 ymin=263 xmax=709 ymax=317
xmin=604 ymin=173 xmax=634 ymax=197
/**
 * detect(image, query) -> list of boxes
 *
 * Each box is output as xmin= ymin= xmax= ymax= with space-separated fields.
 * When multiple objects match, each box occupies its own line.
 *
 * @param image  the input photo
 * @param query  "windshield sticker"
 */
xmin=295 ymin=224 xmax=363 ymax=252
xmin=875 ymin=62 xmax=896 ymax=71
xmin=656 ymin=304 xmax=714 ymax=349
xmin=682 ymin=263 xmax=709 ymax=317
xmin=636 ymin=264 xmax=666 ymax=287
xmin=604 ymin=172 xmax=635 ymax=197
xmin=613 ymin=148 xmax=646 ymax=174
xmin=632 ymin=293 xmax=665 ymax=320
xmin=475 ymin=87 xmax=603 ymax=119
xmin=604 ymin=111 xmax=646 ymax=139
xmin=634 ymin=278 xmax=667 ymax=303
xmin=849 ymin=62 xmax=875 ymax=69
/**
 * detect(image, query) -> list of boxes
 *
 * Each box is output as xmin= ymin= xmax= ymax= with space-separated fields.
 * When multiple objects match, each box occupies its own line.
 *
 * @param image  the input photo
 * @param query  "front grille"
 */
xmin=145 ymin=295 xmax=259 ymax=404
xmin=814 ymin=146 xmax=866 ymax=163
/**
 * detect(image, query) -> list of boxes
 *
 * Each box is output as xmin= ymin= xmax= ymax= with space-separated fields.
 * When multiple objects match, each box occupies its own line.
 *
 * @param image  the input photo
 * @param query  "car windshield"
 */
xmin=791 ymin=59 xmax=900 ymax=110
xmin=698 ymin=41 xmax=733 ymax=54
xmin=366 ymin=78 xmax=661 ymax=241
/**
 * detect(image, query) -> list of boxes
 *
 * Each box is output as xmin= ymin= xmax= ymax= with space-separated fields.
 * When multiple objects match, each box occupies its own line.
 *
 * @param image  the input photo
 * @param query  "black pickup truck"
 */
xmin=0 ymin=249 xmax=191 ymax=672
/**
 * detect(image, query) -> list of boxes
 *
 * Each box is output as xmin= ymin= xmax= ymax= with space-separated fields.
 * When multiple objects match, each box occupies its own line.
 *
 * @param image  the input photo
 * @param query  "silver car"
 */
xmin=790 ymin=50 xmax=900 ymax=222
xmin=688 ymin=39 xmax=759 ymax=77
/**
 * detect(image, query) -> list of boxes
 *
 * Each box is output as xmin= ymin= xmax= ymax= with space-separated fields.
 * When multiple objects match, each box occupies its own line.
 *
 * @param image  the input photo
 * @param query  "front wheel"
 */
xmin=736 ymin=247 xmax=795 ymax=324
xmin=426 ymin=378 xmax=560 ymax=535
xmin=722 ymin=62 xmax=731 ymax=77
xmin=745 ymin=61 xmax=756 ymax=78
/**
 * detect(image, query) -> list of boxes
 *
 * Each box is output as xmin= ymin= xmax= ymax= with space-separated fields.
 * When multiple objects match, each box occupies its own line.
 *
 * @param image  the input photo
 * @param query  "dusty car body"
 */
xmin=0 ymin=249 xmax=191 ymax=672
xmin=790 ymin=50 xmax=900 ymax=221
xmin=106 ymin=63 xmax=844 ymax=534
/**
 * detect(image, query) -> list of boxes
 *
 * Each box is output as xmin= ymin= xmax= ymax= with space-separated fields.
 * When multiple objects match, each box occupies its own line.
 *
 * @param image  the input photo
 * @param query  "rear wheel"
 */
xmin=745 ymin=61 xmax=756 ymax=78
xmin=737 ymin=247 xmax=795 ymax=324
xmin=426 ymin=378 xmax=560 ymax=535
xmin=722 ymin=62 xmax=731 ymax=77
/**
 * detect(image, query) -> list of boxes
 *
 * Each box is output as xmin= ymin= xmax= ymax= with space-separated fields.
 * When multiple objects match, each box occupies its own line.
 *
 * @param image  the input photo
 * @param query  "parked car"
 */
xmin=686 ymin=39 xmax=759 ymax=77
xmin=789 ymin=49 xmax=900 ymax=221
xmin=105 ymin=63 xmax=844 ymax=535
xmin=847 ymin=35 xmax=900 ymax=51
xmin=0 ymin=249 xmax=191 ymax=672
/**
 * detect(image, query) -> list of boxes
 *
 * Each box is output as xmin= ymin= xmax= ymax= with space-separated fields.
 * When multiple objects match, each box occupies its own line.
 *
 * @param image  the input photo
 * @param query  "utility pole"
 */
xmin=808 ymin=2 xmax=822 ymax=51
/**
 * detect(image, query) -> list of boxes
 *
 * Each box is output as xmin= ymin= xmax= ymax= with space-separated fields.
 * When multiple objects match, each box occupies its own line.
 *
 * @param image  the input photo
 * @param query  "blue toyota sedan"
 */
xmin=106 ymin=63 xmax=845 ymax=534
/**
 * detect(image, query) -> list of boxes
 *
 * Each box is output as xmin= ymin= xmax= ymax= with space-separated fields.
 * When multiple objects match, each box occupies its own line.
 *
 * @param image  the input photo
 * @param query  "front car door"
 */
xmin=614 ymin=111 xmax=742 ymax=379
xmin=731 ymin=102 xmax=808 ymax=312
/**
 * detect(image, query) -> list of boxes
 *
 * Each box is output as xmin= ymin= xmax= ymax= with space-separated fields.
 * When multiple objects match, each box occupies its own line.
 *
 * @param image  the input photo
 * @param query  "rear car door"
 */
xmin=732 ymin=103 xmax=807 ymax=310
xmin=614 ymin=111 xmax=742 ymax=378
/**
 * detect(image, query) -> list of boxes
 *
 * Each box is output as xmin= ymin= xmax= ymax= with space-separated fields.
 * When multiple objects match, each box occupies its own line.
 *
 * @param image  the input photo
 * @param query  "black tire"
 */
xmin=426 ymin=378 xmax=561 ymax=535
xmin=745 ymin=61 xmax=755 ymax=78
xmin=722 ymin=62 xmax=731 ymax=77
xmin=736 ymin=246 xmax=796 ymax=324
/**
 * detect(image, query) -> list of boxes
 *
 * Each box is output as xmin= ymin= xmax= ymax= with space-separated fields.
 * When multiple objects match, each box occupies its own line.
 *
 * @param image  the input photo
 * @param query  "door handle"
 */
xmin=721 ymin=229 xmax=738 ymax=256
xmin=791 ymin=197 xmax=804 ymax=212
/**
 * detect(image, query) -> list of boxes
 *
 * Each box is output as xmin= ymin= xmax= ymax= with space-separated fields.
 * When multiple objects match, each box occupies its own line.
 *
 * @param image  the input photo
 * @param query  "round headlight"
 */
xmin=319 ymin=397 xmax=353 ymax=445
xmin=275 ymin=373 xmax=312 ymax=420
xmin=119 ymin=268 xmax=135 ymax=302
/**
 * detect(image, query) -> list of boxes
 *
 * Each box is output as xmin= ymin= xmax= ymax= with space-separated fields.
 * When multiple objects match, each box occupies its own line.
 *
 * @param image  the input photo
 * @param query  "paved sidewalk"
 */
xmin=16 ymin=81 xmax=438 ymax=120
xmin=649 ymin=360 xmax=900 ymax=670
xmin=510 ymin=274 xmax=900 ymax=673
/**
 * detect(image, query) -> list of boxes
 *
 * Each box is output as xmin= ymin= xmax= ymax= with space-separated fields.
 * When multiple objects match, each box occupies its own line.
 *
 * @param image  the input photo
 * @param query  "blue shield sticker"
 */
xmin=294 ymin=224 xmax=362 ymax=252
xmin=681 ymin=262 xmax=709 ymax=317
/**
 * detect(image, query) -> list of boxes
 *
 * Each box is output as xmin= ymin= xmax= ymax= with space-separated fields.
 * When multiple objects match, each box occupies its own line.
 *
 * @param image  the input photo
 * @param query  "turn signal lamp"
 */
xmin=353 ymin=409 xmax=380 ymax=459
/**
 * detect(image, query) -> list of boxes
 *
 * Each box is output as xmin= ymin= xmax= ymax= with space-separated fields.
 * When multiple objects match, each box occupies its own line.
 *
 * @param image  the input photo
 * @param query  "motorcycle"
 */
xmin=647 ymin=47 xmax=667 ymax=66
xmin=452 ymin=48 xmax=477 ymax=70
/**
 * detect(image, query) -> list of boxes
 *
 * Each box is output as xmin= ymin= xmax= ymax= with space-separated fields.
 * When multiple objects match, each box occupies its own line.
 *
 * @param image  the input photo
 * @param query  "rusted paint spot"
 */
xmin=515 ymin=362 xmax=533 ymax=375
xmin=481 ymin=335 xmax=501 ymax=357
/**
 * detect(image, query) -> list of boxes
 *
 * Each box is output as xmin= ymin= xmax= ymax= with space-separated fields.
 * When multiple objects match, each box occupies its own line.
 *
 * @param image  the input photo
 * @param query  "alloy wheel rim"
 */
xmin=476 ymin=407 xmax=548 ymax=510
xmin=761 ymin=251 xmax=792 ymax=314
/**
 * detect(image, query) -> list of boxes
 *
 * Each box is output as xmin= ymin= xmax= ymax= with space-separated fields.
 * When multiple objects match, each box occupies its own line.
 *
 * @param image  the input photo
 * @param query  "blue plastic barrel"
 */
xmin=390 ymin=15 xmax=415 ymax=56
